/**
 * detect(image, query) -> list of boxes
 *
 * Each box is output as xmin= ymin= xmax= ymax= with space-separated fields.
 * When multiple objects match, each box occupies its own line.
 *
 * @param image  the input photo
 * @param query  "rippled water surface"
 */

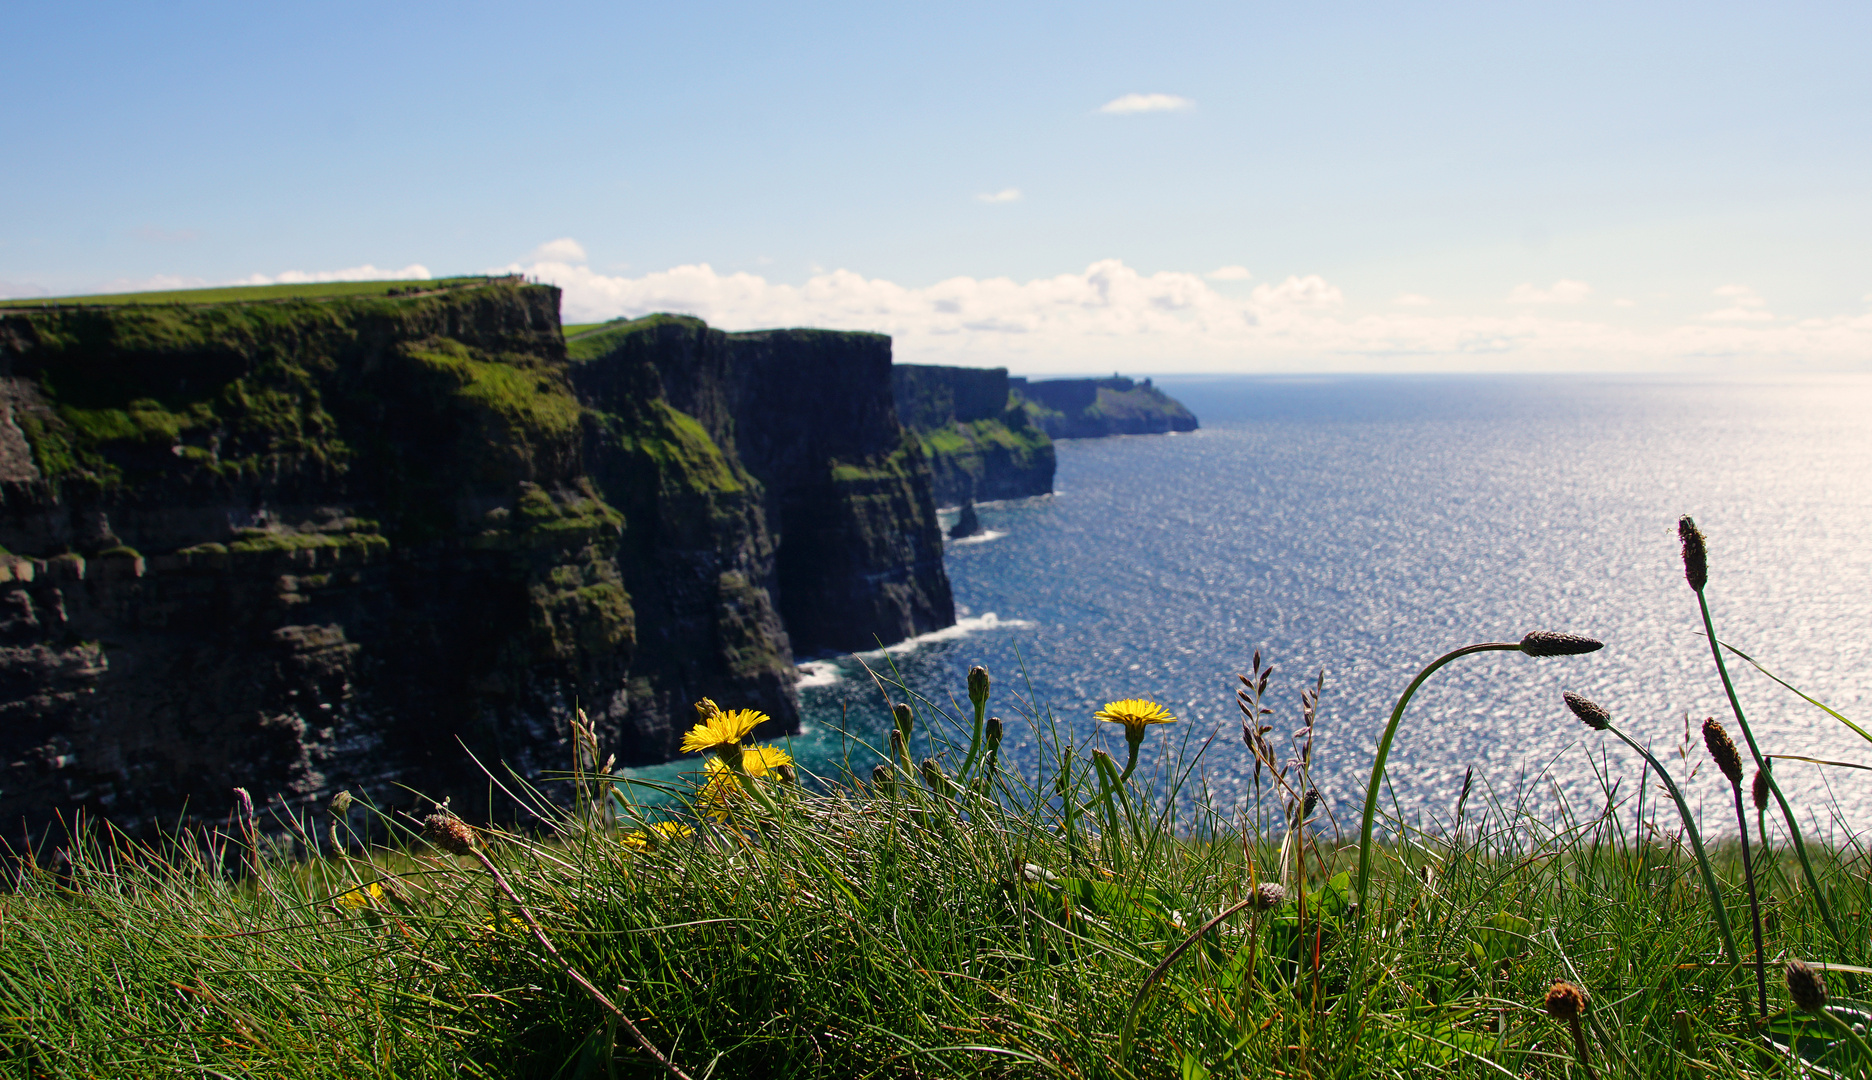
xmin=647 ymin=374 xmax=1872 ymax=838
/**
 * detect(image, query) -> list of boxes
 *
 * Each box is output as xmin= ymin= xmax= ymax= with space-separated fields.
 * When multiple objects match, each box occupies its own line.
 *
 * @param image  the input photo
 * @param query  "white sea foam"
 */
xmin=794 ymin=614 xmax=1038 ymax=686
xmin=864 ymin=611 xmax=1037 ymax=657
xmin=948 ymin=529 xmax=1008 ymax=546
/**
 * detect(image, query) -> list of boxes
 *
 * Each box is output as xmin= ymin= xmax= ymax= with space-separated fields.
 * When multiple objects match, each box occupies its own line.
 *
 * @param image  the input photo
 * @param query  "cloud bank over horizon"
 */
xmin=502 ymin=247 xmax=1872 ymax=374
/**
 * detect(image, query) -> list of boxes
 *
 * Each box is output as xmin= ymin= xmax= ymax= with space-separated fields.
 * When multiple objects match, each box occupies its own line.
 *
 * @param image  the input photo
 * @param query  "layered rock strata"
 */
xmin=890 ymin=364 xmax=1054 ymax=506
xmin=0 ymin=285 xmax=951 ymax=839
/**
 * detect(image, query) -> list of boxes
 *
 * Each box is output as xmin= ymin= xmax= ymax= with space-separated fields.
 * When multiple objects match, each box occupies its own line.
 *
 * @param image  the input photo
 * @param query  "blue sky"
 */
xmin=5 ymin=1 xmax=1871 ymax=372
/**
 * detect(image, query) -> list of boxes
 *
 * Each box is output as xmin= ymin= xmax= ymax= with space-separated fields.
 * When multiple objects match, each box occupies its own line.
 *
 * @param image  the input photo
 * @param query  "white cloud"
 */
xmin=976 ymin=188 xmax=1022 ymax=204
xmin=94 ymin=273 xmax=210 ymax=293
xmin=1392 ymin=293 xmax=1433 ymax=307
xmin=1099 ymin=93 xmax=1195 ymax=115
xmin=233 ymin=264 xmax=430 ymax=286
xmin=502 ymin=255 xmax=1872 ymax=373
xmin=1612 ymin=298 xmax=1636 ymax=308
xmin=1206 ymin=265 xmax=1252 ymax=281
xmin=1251 ymin=275 xmax=1343 ymax=310
xmin=528 ymin=238 xmax=587 ymax=264
xmin=1706 ymin=284 xmax=1772 ymax=322
xmin=1507 ymin=279 xmax=1593 ymax=305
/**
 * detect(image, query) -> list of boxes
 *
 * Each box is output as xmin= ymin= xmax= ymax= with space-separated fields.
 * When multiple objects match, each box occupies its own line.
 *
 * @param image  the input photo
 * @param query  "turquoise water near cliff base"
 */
xmin=636 ymin=374 xmax=1872 ymax=840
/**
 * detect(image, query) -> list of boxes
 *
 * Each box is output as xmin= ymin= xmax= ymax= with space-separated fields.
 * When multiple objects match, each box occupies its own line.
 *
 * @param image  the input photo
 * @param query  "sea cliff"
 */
xmin=1013 ymin=375 xmax=1198 ymax=438
xmin=890 ymin=364 xmax=1054 ymax=506
xmin=0 ymin=282 xmax=950 ymax=837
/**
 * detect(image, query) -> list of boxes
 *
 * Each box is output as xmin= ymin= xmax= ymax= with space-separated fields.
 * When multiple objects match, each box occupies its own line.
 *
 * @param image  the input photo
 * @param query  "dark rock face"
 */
xmin=1011 ymin=376 xmax=1198 ymax=439
xmin=891 ymin=364 xmax=1054 ymax=506
xmin=0 ymin=288 xmax=951 ymax=840
xmin=573 ymin=319 xmax=953 ymax=658
xmin=948 ymin=500 xmax=981 ymax=540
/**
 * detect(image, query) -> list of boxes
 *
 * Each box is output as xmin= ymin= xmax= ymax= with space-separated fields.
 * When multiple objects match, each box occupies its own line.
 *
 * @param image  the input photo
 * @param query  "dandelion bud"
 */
xmin=1786 ymin=959 xmax=1829 ymax=1014
xmin=329 ymin=790 xmax=353 ymax=816
xmin=1563 ymin=692 xmax=1611 ymax=731
xmin=871 ymin=763 xmax=896 ymax=795
xmin=423 ymin=809 xmax=478 ymax=855
xmin=919 ymin=758 xmax=953 ymax=796
xmin=1678 ymin=515 xmax=1709 ymax=592
xmin=1701 ymin=717 xmax=1744 ymax=785
xmin=967 ymin=665 xmax=990 ymax=708
xmin=1520 ymin=632 xmax=1605 ymax=657
xmin=694 ymin=698 xmax=721 ymax=721
xmin=1753 ymin=767 xmax=1772 ymax=811
xmin=985 ymin=715 xmax=1003 ymax=750
xmin=889 ymin=728 xmax=906 ymax=763
xmin=1544 ymin=981 xmax=1588 ymax=1021
xmin=1250 ymin=882 xmax=1287 ymax=911
xmin=892 ymin=702 xmax=915 ymax=741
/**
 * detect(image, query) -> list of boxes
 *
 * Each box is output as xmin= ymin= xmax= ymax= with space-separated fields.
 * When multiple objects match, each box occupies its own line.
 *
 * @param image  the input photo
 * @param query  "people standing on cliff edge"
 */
xmin=949 ymin=499 xmax=982 ymax=540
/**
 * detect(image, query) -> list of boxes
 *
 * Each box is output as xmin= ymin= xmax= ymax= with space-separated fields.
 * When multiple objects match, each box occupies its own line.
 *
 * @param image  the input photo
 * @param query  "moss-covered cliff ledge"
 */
xmin=0 ymin=288 xmax=951 ymax=839
xmin=891 ymin=364 xmax=1054 ymax=506
xmin=1012 ymin=375 xmax=1199 ymax=439
xmin=570 ymin=316 xmax=953 ymax=656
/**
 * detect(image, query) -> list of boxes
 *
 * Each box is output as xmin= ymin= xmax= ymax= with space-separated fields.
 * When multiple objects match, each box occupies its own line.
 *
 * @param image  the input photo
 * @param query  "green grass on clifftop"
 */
xmin=0 ymin=276 xmax=505 ymax=309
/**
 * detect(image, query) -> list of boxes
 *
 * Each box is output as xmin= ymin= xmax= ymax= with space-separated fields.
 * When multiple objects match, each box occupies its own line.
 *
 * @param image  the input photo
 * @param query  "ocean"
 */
xmin=638 ymin=373 xmax=1872 ymax=840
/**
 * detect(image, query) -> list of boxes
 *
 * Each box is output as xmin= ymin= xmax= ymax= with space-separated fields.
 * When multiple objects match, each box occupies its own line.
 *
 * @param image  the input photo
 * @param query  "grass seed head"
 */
xmin=1701 ymin=717 xmax=1744 ymax=785
xmin=1301 ymin=789 xmax=1321 ymax=817
xmin=1563 ymin=692 xmax=1612 ymax=731
xmin=1753 ymin=767 xmax=1772 ymax=811
xmin=967 ymin=665 xmax=990 ymax=708
xmin=423 ymin=810 xmax=478 ymax=856
xmin=1520 ymin=632 xmax=1604 ymax=657
xmin=1787 ymin=959 xmax=1829 ymax=1014
xmin=1678 ymin=515 xmax=1709 ymax=592
xmin=1544 ymin=981 xmax=1588 ymax=1021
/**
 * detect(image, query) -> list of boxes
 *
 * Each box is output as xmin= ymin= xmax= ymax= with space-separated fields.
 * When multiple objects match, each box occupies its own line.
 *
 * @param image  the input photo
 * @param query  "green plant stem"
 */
xmin=468 ymin=846 xmax=692 ymax=1080
xmin=1354 ymin=642 xmax=1520 ymax=909
xmin=1120 ymin=894 xmax=1258 ymax=1062
xmin=958 ymin=696 xmax=988 ymax=780
xmin=1605 ymin=724 xmax=1742 ymax=967
xmin=1117 ymin=737 xmax=1142 ymax=782
xmin=1729 ymin=783 xmax=1768 ymax=1018
xmin=1696 ymin=590 xmax=1845 ymax=946
xmin=1819 ymin=1008 xmax=1872 ymax=1072
xmin=1566 ymin=1015 xmax=1598 ymax=1080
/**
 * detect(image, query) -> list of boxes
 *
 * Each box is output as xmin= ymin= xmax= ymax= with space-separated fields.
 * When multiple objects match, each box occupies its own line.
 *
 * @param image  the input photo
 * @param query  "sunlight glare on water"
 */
xmin=655 ymin=374 xmax=1872 ymax=839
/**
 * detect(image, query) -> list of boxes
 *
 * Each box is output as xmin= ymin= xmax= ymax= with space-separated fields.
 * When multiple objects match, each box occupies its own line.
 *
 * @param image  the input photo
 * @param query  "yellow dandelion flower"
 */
xmin=697 ymin=745 xmax=793 ymax=818
xmin=337 ymin=882 xmax=385 ymax=909
xmin=622 ymin=821 xmax=696 ymax=850
xmin=1094 ymin=698 xmax=1177 ymax=737
xmin=680 ymin=708 xmax=767 ymax=754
